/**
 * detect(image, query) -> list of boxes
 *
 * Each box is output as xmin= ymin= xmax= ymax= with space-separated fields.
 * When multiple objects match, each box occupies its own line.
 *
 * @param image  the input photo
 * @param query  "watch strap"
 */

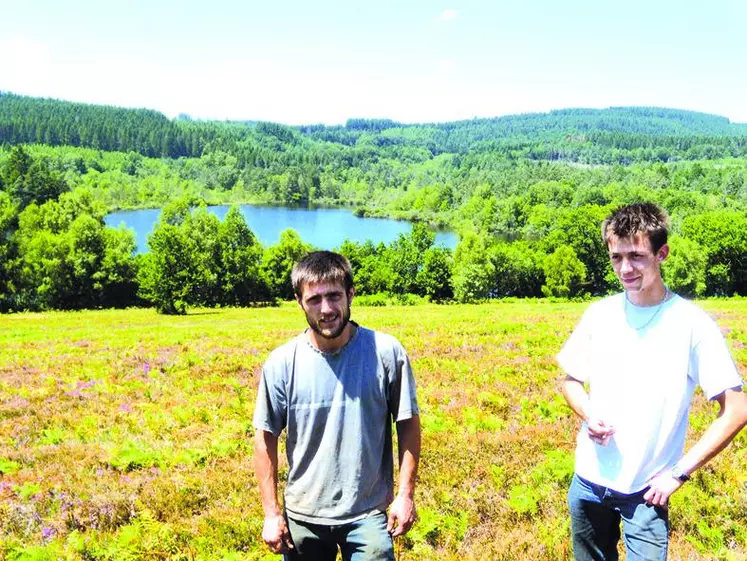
xmin=671 ymin=465 xmax=690 ymax=482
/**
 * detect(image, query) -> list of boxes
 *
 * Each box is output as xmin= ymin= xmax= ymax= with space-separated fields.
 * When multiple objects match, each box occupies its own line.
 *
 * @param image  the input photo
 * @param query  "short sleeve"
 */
xmin=388 ymin=341 xmax=419 ymax=422
xmin=557 ymin=308 xmax=593 ymax=383
xmin=252 ymin=355 xmax=289 ymax=436
xmin=690 ymin=316 xmax=743 ymax=400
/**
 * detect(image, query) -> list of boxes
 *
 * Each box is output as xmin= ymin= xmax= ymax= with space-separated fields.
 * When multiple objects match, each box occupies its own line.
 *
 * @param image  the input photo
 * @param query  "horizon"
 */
xmin=3 ymin=89 xmax=743 ymax=129
xmin=2 ymin=0 xmax=746 ymax=126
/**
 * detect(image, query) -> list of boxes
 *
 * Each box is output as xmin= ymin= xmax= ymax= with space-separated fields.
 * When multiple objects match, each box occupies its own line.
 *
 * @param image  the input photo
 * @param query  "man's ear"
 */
xmin=348 ymin=287 xmax=355 ymax=303
xmin=657 ymin=244 xmax=669 ymax=263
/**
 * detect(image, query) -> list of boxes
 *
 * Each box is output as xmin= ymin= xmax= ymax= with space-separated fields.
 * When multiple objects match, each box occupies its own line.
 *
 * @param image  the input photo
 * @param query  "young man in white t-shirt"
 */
xmin=558 ymin=202 xmax=746 ymax=561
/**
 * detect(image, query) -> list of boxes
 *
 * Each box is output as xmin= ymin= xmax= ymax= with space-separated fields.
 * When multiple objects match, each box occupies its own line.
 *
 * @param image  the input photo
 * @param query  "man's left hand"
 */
xmin=643 ymin=472 xmax=683 ymax=508
xmin=387 ymin=495 xmax=416 ymax=537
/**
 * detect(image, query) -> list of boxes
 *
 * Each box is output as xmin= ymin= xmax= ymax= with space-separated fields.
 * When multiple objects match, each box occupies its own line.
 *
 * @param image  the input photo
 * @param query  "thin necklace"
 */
xmin=625 ymin=287 xmax=670 ymax=330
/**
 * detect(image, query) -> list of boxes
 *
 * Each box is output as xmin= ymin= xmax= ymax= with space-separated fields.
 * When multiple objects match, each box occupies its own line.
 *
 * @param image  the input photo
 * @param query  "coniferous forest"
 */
xmin=1 ymin=91 xmax=745 ymax=313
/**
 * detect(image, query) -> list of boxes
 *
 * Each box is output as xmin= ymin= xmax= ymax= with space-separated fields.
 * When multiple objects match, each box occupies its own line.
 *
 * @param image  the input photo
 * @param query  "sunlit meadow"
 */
xmin=1 ymin=300 xmax=745 ymax=561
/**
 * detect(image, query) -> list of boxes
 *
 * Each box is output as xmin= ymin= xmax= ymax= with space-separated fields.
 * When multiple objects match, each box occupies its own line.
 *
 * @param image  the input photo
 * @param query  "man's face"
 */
xmin=297 ymin=280 xmax=353 ymax=341
xmin=608 ymin=233 xmax=668 ymax=294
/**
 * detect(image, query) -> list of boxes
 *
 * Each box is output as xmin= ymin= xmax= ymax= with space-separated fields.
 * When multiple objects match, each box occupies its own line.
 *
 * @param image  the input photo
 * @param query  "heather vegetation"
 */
xmin=0 ymin=301 xmax=744 ymax=560
xmin=1 ymin=93 xmax=746 ymax=313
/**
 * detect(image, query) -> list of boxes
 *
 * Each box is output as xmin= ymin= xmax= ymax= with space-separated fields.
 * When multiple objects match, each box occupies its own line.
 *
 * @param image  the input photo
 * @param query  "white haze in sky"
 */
xmin=1 ymin=0 xmax=746 ymax=125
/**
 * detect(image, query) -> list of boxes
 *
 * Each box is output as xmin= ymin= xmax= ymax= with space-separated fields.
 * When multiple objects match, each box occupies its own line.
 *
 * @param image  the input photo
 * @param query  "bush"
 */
xmin=542 ymin=246 xmax=587 ymax=298
xmin=662 ymin=236 xmax=707 ymax=298
xmin=353 ymin=293 xmax=388 ymax=306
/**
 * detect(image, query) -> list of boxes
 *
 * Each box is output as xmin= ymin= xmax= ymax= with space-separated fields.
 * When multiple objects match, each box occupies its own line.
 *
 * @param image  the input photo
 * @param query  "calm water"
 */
xmin=104 ymin=205 xmax=458 ymax=254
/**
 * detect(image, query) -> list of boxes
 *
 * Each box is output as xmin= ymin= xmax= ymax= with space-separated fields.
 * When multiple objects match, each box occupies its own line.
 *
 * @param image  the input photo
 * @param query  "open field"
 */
xmin=0 ymin=300 xmax=745 ymax=561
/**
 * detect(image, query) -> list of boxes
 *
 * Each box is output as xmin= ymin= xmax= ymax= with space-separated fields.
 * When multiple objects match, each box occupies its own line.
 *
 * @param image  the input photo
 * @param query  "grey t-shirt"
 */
xmin=253 ymin=324 xmax=419 ymax=524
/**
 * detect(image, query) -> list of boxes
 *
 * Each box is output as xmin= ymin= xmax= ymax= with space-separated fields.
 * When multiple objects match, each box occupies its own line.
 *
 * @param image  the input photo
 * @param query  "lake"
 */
xmin=104 ymin=205 xmax=458 ymax=253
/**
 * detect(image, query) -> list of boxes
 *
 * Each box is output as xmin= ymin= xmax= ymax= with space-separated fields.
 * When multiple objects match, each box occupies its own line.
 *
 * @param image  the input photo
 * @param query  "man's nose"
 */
xmin=620 ymin=257 xmax=633 ymax=273
xmin=320 ymin=297 xmax=334 ymax=313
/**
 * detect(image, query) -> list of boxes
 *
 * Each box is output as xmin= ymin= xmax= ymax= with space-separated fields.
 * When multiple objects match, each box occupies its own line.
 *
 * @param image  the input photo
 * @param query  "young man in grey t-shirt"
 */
xmin=253 ymin=251 xmax=421 ymax=561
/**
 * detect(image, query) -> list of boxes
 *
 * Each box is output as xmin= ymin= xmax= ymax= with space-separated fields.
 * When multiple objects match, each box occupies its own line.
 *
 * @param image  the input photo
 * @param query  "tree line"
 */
xmin=0 ymin=93 xmax=250 ymax=158
xmin=2 ymin=141 xmax=745 ymax=227
xmin=1 ymin=147 xmax=744 ymax=313
xmin=0 ymin=94 xmax=745 ymax=312
xmin=4 ymin=93 xmax=747 ymax=165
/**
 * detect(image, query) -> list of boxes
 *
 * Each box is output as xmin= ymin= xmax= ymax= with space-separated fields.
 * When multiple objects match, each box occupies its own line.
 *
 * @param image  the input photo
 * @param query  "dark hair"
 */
xmin=291 ymin=251 xmax=354 ymax=297
xmin=602 ymin=203 xmax=669 ymax=252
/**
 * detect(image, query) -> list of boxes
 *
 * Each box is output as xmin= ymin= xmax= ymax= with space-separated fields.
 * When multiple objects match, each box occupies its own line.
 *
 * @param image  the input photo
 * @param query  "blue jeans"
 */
xmin=283 ymin=511 xmax=395 ymax=561
xmin=568 ymin=474 xmax=669 ymax=561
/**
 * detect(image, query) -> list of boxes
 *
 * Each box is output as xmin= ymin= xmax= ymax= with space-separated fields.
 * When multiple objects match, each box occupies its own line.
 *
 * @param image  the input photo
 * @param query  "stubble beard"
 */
xmin=307 ymin=305 xmax=351 ymax=340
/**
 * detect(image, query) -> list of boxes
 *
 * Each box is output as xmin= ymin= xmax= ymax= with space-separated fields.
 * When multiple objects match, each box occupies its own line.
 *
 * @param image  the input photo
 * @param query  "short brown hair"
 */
xmin=602 ymin=203 xmax=669 ymax=252
xmin=291 ymin=251 xmax=354 ymax=297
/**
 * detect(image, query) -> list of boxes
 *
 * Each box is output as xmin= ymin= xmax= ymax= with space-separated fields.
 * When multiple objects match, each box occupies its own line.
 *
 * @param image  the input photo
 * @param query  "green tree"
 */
xmin=541 ymin=205 xmax=612 ymax=294
xmin=11 ymin=190 xmax=136 ymax=310
xmin=138 ymin=223 xmax=200 ymax=314
xmin=542 ymin=245 xmax=587 ymax=298
xmin=452 ymin=231 xmax=494 ymax=303
xmin=182 ymin=206 xmax=221 ymax=305
xmin=2 ymin=146 xmax=68 ymax=208
xmin=216 ymin=206 xmax=266 ymax=304
xmin=0 ymin=192 xmax=18 ymax=310
xmin=13 ymin=225 xmax=70 ymax=309
xmin=137 ymin=197 xmax=211 ymax=314
xmin=262 ymin=229 xmax=312 ymax=299
xmin=458 ymin=185 xmax=500 ymax=235
xmin=681 ymin=211 xmax=746 ymax=296
xmin=99 ymin=226 xmax=139 ymax=307
xmin=662 ymin=236 xmax=707 ymax=298
xmin=2 ymin=145 xmax=33 ymax=186
xmin=139 ymin=203 xmax=269 ymax=312
xmin=388 ymin=223 xmax=435 ymax=294
xmin=416 ymin=246 xmax=453 ymax=301
xmin=490 ymin=241 xmax=544 ymax=297
xmin=337 ymin=239 xmax=391 ymax=295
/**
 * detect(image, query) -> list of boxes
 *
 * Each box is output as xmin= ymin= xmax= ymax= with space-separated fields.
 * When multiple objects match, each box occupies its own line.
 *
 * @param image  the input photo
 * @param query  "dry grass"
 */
xmin=0 ymin=300 xmax=744 ymax=560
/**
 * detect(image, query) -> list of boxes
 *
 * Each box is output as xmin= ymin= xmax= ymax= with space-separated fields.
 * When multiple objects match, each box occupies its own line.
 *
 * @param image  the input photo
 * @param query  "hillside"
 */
xmin=3 ymin=92 xmax=747 ymax=162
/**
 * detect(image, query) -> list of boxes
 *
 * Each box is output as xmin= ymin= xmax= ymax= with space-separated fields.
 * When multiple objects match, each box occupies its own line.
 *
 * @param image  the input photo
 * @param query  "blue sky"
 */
xmin=1 ymin=0 xmax=746 ymax=125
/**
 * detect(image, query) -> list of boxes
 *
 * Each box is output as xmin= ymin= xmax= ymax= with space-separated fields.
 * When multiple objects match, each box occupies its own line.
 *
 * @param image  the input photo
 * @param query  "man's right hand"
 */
xmin=586 ymin=418 xmax=615 ymax=446
xmin=262 ymin=514 xmax=294 ymax=553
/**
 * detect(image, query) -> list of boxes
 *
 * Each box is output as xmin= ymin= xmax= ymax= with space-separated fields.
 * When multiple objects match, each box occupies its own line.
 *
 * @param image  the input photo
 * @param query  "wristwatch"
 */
xmin=671 ymin=464 xmax=691 ymax=483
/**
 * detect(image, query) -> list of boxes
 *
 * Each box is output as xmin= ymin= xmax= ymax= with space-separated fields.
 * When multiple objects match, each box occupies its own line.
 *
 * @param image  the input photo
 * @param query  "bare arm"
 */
xmin=644 ymin=388 xmax=747 ymax=506
xmin=562 ymin=375 xmax=590 ymax=421
xmin=561 ymin=375 xmax=615 ymax=444
xmin=254 ymin=430 xmax=293 ymax=553
xmin=387 ymin=414 xmax=421 ymax=538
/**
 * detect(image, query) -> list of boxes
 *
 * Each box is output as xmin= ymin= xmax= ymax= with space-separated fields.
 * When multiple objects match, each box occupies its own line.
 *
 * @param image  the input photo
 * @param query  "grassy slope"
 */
xmin=0 ymin=300 xmax=744 ymax=560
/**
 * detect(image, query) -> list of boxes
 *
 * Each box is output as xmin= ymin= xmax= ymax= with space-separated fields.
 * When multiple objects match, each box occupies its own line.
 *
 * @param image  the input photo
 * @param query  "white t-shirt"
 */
xmin=557 ymin=293 xmax=742 ymax=493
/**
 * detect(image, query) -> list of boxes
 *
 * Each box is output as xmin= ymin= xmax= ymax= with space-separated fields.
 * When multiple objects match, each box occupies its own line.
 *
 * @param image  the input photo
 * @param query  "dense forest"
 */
xmin=0 ymin=92 xmax=745 ymax=312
